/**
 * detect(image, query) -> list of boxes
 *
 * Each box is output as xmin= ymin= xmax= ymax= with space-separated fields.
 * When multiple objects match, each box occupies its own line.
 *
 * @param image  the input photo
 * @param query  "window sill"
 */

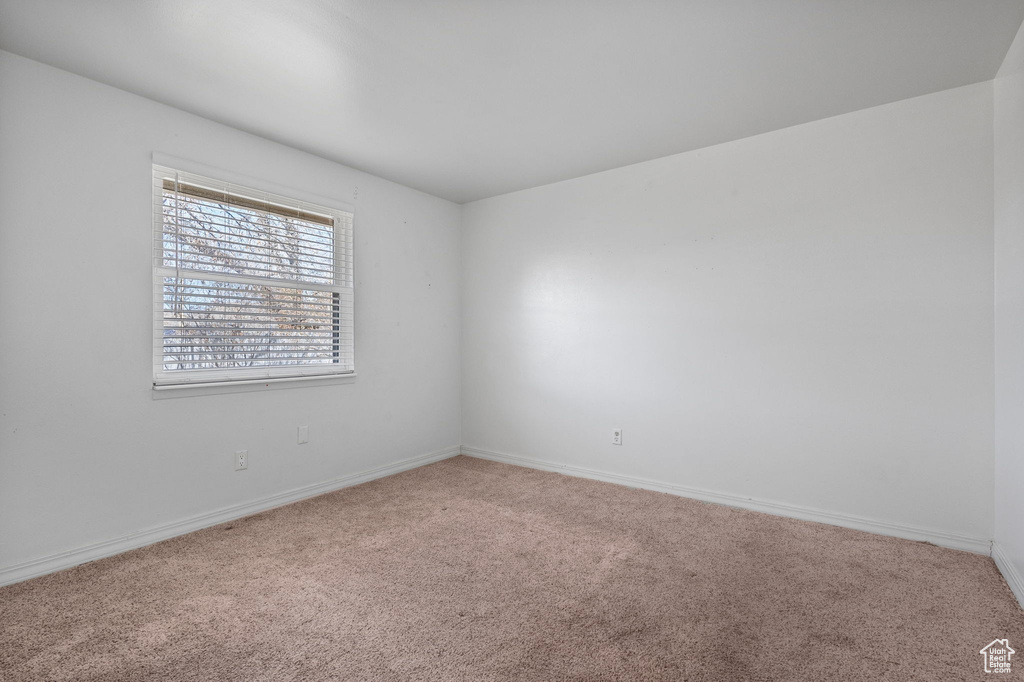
xmin=152 ymin=373 xmax=357 ymax=399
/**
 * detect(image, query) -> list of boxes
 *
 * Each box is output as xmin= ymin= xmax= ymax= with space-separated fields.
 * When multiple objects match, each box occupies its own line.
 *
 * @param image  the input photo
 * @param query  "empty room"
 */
xmin=2 ymin=1 xmax=1024 ymax=679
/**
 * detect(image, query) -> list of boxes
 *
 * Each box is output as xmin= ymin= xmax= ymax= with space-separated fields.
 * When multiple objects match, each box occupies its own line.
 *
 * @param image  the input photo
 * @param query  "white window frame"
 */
xmin=152 ymin=160 xmax=354 ymax=389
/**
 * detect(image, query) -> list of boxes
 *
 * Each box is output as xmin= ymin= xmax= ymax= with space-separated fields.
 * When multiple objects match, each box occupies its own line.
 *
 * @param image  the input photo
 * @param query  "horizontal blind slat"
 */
xmin=163 ymin=342 xmax=353 ymax=350
xmin=161 ymin=330 xmax=352 ymax=338
xmin=159 ymin=214 xmax=339 ymax=254
xmin=162 ymin=203 xmax=335 ymax=238
xmin=162 ymin=179 xmax=335 ymax=227
xmin=155 ymin=270 xmax=352 ymax=295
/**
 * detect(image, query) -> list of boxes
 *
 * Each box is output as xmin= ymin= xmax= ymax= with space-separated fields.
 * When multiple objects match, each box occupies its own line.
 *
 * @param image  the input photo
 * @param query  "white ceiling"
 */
xmin=2 ymin=1 xmax=1022 ymax=204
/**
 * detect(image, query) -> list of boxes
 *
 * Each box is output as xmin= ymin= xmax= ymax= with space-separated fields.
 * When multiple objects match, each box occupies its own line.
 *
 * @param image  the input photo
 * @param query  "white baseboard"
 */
xmin=0 ymin=446 xmax=461 ymax=587
xmin=993 ymin=542 xmax=1024 ymax=609
xmin=4 ymin=445 xmax=1001 ymax=590
xmin=462 ymin=446 xmax=992 ymax=555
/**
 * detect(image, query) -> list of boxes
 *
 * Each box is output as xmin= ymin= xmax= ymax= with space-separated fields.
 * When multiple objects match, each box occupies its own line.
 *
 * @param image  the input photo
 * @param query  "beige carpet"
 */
xmin=1 ymin=456 xmax=1022 ymax=681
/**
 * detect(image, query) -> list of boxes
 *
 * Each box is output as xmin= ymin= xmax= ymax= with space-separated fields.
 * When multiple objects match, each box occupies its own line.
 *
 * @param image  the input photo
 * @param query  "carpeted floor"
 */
xmin=1 ymin=456 xmax=1022 ymax=681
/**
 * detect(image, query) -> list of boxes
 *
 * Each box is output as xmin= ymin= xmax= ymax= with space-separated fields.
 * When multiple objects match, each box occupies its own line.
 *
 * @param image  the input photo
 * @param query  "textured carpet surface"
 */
xmin=1 ymin=456 xmax=1022 ymax=681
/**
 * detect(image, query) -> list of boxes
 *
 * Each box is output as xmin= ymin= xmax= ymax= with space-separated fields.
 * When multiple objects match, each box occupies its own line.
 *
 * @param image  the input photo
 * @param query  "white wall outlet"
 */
xmin=612 ymin=429 xmax=622 ymax=445
xmin=235 ymin=450 xmax=248 ymax=471
xmin=297 ymin=426 xmax=309 ymax=444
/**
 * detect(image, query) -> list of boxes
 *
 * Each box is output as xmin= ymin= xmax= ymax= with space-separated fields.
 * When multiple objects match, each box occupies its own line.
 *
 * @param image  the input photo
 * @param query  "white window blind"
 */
xmin=153 ymin=165 xmax=354 ymax=387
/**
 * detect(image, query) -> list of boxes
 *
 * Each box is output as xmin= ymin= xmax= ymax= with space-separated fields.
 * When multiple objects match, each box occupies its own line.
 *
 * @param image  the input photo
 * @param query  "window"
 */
xmin=152 ymin=165 xmax=353 ymax=387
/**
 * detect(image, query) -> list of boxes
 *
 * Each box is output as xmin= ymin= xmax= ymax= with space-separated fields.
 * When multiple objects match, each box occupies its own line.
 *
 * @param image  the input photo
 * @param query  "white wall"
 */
xmin=995 ymin=20 xmax=1024 ymax=605
xmin=0 ymin=51 xmax=462 ymax=577
xmin=0 ymin=44 xmax=1009 ymax=586
xmin=462 ymin=83 xmax=995 ymax=545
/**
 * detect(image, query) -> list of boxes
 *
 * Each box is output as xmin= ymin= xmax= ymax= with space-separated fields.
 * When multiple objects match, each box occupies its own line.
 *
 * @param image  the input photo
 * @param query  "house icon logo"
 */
xmin=980 ymin=639 xmax=1015 ymax=674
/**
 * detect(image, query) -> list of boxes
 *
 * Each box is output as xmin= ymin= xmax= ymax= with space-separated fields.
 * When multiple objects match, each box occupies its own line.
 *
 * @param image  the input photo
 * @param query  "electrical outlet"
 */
xmin=612 ymin=429 xmax=622 ymax=446
xmin=297 ymin=426 xmax=309 ymax=444
xmin=235 ymin=450 xmax=248 ymax=471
